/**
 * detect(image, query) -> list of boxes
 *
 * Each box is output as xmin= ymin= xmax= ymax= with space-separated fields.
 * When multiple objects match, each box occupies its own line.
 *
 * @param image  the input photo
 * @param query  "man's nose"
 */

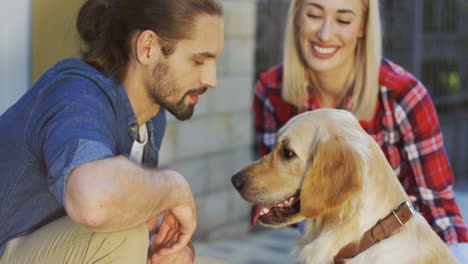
xmin=200 ymin=63 xmax=217 ymax=88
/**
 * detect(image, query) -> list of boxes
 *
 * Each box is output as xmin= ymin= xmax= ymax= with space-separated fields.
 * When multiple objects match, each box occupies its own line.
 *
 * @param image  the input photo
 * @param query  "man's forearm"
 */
xmin=64 ymin=156 xmax=192 ymax=232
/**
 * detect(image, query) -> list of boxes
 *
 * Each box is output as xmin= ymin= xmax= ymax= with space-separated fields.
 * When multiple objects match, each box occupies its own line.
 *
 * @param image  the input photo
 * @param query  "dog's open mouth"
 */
xmin=250 ymin=195 xmax=301 ymax=225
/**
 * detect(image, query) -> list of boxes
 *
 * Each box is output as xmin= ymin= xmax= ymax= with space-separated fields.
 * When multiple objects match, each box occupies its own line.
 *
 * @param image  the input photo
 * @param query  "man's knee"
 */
xmin=1 ymin=218 xmax=149 ymax=264
xmin=84 ymin=223 xmax=149 ymax=264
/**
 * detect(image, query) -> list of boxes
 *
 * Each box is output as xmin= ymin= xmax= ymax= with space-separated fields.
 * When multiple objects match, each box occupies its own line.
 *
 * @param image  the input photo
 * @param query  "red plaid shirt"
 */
xmin=253 ymin=58 xmax=468 ymax=244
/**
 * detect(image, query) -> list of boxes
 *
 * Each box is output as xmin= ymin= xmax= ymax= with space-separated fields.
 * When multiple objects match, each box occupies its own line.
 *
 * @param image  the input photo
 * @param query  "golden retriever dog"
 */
xmin=231 ymin=109 xmax=458 ymax=264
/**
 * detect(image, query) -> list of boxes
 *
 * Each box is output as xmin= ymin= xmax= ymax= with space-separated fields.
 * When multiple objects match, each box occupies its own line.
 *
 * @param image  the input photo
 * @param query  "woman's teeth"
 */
xmin=313 ymin=45 xmax=338 ymax=54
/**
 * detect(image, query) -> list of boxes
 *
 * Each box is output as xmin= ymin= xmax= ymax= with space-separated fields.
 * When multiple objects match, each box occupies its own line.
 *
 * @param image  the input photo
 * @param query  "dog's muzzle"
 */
xmin=231 ymin=172 xmax=247 ymax=191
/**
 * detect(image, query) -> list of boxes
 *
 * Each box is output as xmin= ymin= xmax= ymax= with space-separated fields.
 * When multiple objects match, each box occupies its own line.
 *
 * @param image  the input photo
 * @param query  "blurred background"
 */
xmin=0 ymin=0 xmax=467 ymax=263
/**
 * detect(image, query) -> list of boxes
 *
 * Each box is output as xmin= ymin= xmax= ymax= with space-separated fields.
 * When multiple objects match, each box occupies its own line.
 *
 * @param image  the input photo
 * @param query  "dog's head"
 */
xmin=232 ymin=109 xmax=370 ymax=227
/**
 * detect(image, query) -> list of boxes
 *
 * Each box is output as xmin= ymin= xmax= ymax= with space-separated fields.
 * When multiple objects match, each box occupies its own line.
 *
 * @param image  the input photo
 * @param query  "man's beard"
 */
xmin=148 ymin=62 xmax=196 ymax=121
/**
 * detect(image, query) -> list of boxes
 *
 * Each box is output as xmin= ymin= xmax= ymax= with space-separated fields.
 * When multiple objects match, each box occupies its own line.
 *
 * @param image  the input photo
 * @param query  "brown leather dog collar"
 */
xmin=334 ymin=200 xmax=415 ymax=263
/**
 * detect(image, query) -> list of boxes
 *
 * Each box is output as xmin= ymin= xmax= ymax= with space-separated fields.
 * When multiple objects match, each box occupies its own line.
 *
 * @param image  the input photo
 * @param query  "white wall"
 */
xmin=0 ymin=0 xmax=31 ymax=114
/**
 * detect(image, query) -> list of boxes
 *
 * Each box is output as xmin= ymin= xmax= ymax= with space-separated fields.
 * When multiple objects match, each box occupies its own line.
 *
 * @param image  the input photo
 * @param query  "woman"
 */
xmin=253 ymin=0 xmax=468 ymax=260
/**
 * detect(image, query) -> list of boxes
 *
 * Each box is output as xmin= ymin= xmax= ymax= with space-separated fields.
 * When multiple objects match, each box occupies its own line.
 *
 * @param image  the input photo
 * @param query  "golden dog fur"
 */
xmin=232 ymin=109 xmax=458 ymax=264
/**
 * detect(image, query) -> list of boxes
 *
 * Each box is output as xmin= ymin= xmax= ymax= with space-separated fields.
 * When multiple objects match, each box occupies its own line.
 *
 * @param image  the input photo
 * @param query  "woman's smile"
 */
xmin=310 ymin=41 xmax=340 ymax=58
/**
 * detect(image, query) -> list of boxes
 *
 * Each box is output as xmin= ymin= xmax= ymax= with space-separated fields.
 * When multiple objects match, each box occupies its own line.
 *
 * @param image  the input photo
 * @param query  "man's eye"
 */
xmin=281 ymin=147 xmax=295 ymax=160
xmin=194 ymin=60 xmax=204 ymax=65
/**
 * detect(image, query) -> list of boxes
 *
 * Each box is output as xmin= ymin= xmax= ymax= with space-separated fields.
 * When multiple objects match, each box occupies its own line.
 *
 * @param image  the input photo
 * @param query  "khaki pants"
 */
xmin=0 ymin=217 xmax=149 ymax=264
xmin=0 ymin=217 xmax=234 ymax=264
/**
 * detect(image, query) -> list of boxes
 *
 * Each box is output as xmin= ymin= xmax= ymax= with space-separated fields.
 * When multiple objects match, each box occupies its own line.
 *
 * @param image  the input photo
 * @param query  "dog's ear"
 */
xmin=300 ymin=135 xmax=363 ymax=218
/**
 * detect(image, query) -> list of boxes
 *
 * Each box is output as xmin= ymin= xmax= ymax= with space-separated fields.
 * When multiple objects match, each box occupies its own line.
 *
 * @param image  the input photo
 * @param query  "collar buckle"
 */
xmin=392 ymin=200 xmax=414 ymax=226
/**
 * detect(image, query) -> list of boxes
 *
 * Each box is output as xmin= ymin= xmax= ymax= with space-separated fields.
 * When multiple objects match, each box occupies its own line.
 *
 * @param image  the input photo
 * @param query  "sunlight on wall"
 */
xmin=32 ymin=0 xmax=82 ymax=83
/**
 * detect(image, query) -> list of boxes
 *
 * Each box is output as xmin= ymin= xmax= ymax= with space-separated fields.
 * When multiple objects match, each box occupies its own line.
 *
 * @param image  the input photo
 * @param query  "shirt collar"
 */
xmin=110 ymin=78 xmax=166 ymax=151
xmin=110 ymin=79 xmax=139 ymax=140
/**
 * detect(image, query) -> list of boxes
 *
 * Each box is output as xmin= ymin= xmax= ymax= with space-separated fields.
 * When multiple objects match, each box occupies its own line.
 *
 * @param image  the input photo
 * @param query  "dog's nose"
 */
xmin=231 ymin=172 xmax=247 ymax=190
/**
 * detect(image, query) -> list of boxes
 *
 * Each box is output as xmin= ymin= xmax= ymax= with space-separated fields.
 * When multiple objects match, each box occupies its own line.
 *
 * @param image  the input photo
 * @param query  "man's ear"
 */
xmin=300 ymin=136 xmax=363 ymax=218
xmin=135 ymin=30 xmax=160 ymax=65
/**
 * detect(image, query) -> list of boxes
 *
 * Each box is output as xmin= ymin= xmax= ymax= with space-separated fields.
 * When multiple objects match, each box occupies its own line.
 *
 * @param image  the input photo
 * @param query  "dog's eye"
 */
xmin=281 ymin=147 xmax=296 ymax=160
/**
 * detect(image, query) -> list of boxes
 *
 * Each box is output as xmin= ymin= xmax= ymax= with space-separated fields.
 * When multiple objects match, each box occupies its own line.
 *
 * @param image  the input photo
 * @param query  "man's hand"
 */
xmin=147 ymin=243 xmax=194 ymax=264
xmin=147 ymin=202 xmax=197 ymax=260
xmin=145 ymin=170 xmax=197 ymax=262
xmin=147 ymin=211 xmax=196 ymax=264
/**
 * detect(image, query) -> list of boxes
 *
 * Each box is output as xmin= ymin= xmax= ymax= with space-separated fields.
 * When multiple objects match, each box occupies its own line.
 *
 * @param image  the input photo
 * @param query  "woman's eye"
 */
xmin=337 ymin=19 xmax=351 ymax=25
xmin=307 ymin=13 xmax=321 ymax=19
xmin=194 ymin=60 xmax=204 ymax=65
xmin=281 ymin=147 xmax=295 ymax=160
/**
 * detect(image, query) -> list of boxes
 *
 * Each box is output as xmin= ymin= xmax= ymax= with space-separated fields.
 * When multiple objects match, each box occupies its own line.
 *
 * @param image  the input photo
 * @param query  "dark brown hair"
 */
xmin=77 ymin=0 xmax=223 ymax=81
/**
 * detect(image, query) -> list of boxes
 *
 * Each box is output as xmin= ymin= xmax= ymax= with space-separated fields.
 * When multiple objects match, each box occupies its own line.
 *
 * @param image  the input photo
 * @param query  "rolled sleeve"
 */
xmin=47 ymin=139 xmax=114 ymax=204
xmin=27 ymin=77 xmax=118 ymax=205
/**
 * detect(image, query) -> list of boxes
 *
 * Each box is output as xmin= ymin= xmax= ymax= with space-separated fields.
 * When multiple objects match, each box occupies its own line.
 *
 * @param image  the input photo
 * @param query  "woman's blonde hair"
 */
xmin=282 ymin=0 xmax=381 ymax=121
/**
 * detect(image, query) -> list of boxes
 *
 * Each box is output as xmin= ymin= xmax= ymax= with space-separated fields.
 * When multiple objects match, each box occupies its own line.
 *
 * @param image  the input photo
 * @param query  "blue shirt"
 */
xmin=0 ymin=58 xmax=166 ymax=255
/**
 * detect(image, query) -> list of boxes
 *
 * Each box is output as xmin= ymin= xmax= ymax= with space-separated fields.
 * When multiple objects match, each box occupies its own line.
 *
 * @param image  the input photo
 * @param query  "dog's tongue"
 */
xmin=251 ymin=205 xmax=271 ymax=226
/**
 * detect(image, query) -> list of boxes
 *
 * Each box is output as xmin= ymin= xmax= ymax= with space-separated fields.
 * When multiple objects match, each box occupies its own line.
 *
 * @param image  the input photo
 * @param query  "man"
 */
xmin=0 ymin=0 xmax=224 ymax=263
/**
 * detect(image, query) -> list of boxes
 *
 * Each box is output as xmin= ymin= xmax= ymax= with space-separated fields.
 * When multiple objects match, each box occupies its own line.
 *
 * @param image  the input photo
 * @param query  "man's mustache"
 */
xmin=187 ymin=87 xmax=208 ymax=96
